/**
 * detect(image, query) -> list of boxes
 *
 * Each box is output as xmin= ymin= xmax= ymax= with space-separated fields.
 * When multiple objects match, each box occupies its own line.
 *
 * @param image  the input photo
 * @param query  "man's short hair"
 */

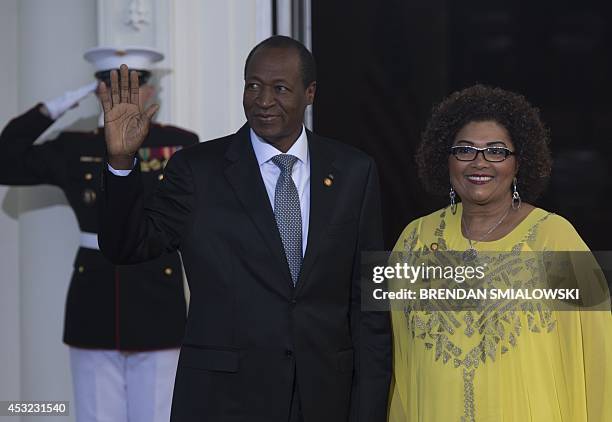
xmin=244 ymin=35 xmax=316 ymax=89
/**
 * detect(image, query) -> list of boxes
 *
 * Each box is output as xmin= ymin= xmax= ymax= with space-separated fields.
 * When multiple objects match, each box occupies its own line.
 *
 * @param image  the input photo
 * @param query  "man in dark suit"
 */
xmin=98 ymin=36 xmax=391 ymax=422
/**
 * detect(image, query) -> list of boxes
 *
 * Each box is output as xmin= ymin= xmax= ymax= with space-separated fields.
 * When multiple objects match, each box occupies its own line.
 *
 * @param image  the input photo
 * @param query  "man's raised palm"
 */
xmin=98 ymin=64 xmax=159 ymax=169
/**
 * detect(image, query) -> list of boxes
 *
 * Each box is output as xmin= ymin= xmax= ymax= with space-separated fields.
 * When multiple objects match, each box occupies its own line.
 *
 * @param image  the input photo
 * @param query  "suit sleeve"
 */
xmin=0 ymin=104 xmax=67 ymax=186
xmin=98 ymin=148 xmax=194 ymax=265
xmin=350 ymin=159 xmax=392 ymax=422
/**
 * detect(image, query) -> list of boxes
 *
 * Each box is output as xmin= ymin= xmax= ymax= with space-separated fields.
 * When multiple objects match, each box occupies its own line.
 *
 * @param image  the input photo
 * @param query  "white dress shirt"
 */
xmin=108 ymin=126 xmax=311 ymax=255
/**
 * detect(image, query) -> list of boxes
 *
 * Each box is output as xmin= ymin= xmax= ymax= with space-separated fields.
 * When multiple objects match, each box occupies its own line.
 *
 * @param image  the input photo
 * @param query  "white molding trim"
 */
xmin=125 ymin=0 xmax=151 ymax=31
xmin=168 ymin=0 xmax=203 ymax=133
xmin=152 ymin=0 xmax=172 ymax=124
xmin=276 ymin=0 xmax=292 ymax=36
xmin=256 ymin=0 xmax=273 ymax=41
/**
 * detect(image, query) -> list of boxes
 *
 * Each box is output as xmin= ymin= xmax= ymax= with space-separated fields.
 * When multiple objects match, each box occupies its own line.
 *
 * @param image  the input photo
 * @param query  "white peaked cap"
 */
xmin=83 ymin=46 xmax=164 ymax=71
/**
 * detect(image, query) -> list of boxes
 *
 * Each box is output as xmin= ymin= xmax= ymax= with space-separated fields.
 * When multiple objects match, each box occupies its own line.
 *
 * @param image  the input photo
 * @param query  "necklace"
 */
xmin=461 ymin=206 xmax=511 ymax=262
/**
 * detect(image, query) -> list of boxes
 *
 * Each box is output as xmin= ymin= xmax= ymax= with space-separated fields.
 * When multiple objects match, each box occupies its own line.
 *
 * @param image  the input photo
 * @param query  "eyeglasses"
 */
xmin=450 ymin=145 xmax=515 ymax=162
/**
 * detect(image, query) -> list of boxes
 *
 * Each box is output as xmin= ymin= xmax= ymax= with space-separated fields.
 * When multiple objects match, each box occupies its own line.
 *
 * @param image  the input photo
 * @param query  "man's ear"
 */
xmin=305 ymin=81 xmax=317 ymax=105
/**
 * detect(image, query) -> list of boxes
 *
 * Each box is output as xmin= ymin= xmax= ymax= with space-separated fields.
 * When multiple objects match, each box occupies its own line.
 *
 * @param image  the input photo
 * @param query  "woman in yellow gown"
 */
xmin=388 ymin=85 xmax=612 ymax=421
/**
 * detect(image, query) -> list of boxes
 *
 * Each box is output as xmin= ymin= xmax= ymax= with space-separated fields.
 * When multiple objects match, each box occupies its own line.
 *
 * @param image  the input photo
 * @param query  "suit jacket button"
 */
xmin=164 ymin=267 xmax=173 ymax=276
xmin=84 ymin=172 xmax=93 ymax=181
xmin=78 ymin=265 xmax=85 ymax=273
xmin=290 ymin=299 xmax=297 ymax=306
xmin=285 ymin=349 xmax=293 ymax=357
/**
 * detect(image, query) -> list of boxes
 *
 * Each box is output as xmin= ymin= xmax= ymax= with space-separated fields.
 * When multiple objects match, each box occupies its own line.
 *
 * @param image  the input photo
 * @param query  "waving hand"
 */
xmin=99 ymin=64 xmax=159 ymax=169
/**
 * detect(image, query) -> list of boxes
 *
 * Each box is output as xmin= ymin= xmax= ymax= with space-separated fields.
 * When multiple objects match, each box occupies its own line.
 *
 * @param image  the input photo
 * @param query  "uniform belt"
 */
xmin=80 ymin=232 xmax=99 ymax=250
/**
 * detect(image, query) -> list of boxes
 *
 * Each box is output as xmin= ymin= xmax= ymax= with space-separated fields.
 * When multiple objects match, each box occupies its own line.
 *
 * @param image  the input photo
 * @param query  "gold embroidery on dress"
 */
xmin=402 ymin=209 xmax=554 ymax=421
xmin=461 ymin=368 xmax=476 ymax=422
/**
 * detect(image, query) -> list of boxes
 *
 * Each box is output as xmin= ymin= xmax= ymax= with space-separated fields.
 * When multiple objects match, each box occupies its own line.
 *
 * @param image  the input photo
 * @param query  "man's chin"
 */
xmin=251 ymin=125 xmax=280 ymax=142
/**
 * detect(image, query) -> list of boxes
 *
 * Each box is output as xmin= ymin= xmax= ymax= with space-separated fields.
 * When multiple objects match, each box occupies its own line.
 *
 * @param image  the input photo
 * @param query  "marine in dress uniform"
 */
xmin=0 ymin=47 xmax=198 ymax=422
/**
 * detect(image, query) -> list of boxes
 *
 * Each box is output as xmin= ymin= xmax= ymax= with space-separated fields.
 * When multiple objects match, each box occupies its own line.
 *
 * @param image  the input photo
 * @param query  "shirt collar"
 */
xmin=250 ymin=126 xmax=309 ymax=167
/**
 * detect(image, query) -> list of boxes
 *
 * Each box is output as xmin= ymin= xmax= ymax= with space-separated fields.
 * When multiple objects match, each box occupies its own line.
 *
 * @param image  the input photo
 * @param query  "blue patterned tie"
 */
xmin=271 ymin=154 xmax=302 ymax=285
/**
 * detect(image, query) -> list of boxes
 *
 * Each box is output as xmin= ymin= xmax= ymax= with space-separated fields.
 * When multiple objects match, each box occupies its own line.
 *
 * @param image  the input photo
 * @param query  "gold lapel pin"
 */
xmin=323 ymin=174 xmax=334 ymax=187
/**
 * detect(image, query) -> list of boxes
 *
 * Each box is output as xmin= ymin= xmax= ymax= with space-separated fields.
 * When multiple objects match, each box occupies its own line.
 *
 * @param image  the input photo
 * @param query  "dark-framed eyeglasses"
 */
xmin=450 ymin=145 xmax=515 ymax=162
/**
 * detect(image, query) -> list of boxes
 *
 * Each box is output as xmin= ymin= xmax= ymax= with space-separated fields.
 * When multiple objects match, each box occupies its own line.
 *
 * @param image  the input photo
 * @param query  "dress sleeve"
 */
xmin=578 ymin=309 xmax=612 ymax=419
xmin=536 ymin=213 xmax=612 ymax=420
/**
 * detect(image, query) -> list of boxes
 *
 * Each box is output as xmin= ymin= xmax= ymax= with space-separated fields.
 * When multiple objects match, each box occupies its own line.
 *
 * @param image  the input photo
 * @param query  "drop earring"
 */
xmin=450 ymin=186 xmax=457 ymax=214
xmin=512 ymin=177 xmax=522 ymax=209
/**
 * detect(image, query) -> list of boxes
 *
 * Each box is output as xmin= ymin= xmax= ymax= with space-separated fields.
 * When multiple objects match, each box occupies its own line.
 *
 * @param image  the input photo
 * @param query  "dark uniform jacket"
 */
xmin=99 ymin=124 xmax=392 ymax=422
xmin=0 ymin=105 xmax=198 ymax=350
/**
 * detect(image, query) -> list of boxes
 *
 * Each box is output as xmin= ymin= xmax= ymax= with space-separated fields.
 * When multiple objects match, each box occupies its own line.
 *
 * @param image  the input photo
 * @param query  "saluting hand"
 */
xmin=98 ymin=64 xmax=159 ymax=170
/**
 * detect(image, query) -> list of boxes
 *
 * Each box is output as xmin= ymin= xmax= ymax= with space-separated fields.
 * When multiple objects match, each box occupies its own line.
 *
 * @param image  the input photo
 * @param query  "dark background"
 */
xmin=312 ymin=0 xmax=612 ymax=249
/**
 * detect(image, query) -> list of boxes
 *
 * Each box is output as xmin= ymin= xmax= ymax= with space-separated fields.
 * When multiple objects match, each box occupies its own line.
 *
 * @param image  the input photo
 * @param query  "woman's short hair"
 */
xmin=416 ymin=84 xmax=552 ymax=203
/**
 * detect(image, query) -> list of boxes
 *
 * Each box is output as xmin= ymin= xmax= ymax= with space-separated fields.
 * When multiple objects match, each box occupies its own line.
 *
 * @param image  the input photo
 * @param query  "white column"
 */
xmin=17 ymin=1 xmax=98 ymax=421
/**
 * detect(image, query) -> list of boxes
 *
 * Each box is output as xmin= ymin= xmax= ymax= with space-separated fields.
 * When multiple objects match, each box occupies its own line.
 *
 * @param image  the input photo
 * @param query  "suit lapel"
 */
xmin=296 ymin=132 xmax=338 ymax=294
xmin=224 ymin=125 xmax=293 ymax=296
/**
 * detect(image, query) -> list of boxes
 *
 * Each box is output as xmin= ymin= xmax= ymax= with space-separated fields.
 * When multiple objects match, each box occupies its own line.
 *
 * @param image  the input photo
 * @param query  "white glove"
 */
xmin=42 ymin=81 xmax=98 ymax=120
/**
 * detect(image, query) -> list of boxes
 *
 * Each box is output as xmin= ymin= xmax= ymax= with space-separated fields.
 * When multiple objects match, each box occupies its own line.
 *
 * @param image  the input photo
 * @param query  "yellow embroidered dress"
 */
xmin=389 ymin=204 xmax=612 ymax=422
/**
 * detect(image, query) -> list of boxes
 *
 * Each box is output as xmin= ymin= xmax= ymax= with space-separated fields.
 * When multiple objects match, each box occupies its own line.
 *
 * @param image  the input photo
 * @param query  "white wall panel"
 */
xmin=17 ymin=1 xmax=98 ymax=421
xmin=0 ymin=1 xmax=21 ymax=419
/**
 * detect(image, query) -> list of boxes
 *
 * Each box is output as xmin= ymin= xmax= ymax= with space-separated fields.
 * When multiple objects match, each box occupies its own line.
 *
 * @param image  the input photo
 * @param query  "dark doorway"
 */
xmin=312 ymin=1 xmax=612 ymax=249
